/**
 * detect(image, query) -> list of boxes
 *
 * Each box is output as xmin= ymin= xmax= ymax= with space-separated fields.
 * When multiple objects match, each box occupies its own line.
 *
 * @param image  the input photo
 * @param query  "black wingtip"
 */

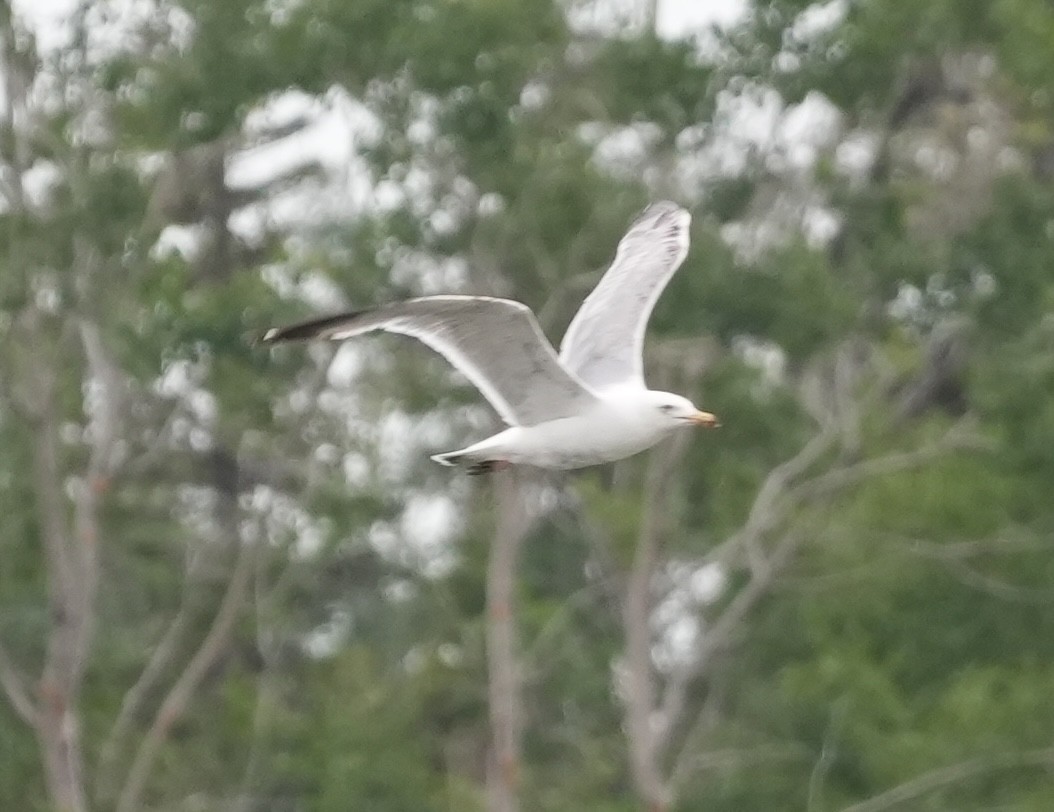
xmin=254 ymin=323 xmax=314 ymax=344
xmin=244 ymin=328 xmax=275 ymax=347
xmin=257 ymin=327 xmax=284 ymax=344
xmin=252 ymin=309 xmax=369 ymax=345
xmin=245 ymin=326 xmax=291 ymax=346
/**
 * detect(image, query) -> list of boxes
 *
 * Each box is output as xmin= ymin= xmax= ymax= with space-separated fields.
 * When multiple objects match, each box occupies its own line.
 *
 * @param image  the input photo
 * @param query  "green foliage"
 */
xmin=4 ymin=0 xmax=1054 ymax=810
xmin=275 ymin=647 xmax=459 ymax=812
xmin=587 ymin=36 xmax=716 ymax=135
xmin=954 ymin=177 xmax=1054 ymax=335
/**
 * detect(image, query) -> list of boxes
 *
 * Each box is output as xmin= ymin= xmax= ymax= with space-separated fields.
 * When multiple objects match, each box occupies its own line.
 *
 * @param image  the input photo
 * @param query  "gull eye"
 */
xmin=659 ymin=404 xmax=676 ymax=414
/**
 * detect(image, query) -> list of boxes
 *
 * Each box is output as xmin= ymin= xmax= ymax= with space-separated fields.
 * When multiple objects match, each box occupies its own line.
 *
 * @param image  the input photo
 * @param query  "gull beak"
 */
xmin=688 ymin=411 xmax=720 ymax=428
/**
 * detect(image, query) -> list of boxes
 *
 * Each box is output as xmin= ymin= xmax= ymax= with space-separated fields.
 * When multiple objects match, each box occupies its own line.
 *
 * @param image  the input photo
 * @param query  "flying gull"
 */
xmin=261 ymin=201 xmax=719 ymax=473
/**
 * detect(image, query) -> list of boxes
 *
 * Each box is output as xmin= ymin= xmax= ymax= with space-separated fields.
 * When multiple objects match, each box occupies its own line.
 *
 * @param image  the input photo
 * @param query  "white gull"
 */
xmin=261 ymin=201 xmax=719 ymax=473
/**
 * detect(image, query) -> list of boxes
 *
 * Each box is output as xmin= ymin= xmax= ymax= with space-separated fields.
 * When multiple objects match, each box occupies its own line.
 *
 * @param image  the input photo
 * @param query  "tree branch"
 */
xmin=0 ymin=640 xmax=37 ymax=726
xmin=673 ymin=743 xmax=810 ymax=779
xmin=788 ymin=417 xmax=986 ymax=506
xmin=115 ymin=492 xmax=254 ymax=812
xmin=623 ymin=431 xmax=692 ymax=812
xmin=840 ymin=747 xmax=1054 ymax=812
xmin=931 ymin=556 xmax=1054 ymax=604
xmin=667 ymin=669 xmax=730 ymax=786
xmin=722 ymin=424 xmax=838 ymax=572
xmin=29 ymin=339 xmax=91 ymax=812
xmin=657 ymin=525 xmax=807 ymax=763
xmin=95 ymin=602 xmax=195 ymax=801
xmin=657 ymin=418 xmax=981 ymax=800
xmin=234 ymin=530 xmax=282 ymax=812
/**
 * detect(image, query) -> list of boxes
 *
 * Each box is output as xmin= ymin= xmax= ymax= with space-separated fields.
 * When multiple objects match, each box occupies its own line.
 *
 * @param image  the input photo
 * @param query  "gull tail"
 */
xmin=430 ymin=451 xmax=464 ymax=468
xmin=430 ymin=450 xmax=510 ymax=476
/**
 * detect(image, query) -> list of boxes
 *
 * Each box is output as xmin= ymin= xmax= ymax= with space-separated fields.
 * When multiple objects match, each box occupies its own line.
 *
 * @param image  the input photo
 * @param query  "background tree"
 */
xmin=1 ymin=0 xmax=1053 ymax=811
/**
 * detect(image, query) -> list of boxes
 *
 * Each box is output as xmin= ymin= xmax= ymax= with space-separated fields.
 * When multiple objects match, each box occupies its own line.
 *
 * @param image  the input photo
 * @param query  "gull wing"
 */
xmin=262 ymin=295 xmax=599 ymax=427
xmin=559 ymin=201 xmax=691 ymax=389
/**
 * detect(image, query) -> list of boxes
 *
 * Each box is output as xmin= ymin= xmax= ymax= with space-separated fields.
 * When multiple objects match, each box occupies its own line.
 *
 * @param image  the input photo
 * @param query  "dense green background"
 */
xmin=1 ymin=0 xmax=1053 ymax=809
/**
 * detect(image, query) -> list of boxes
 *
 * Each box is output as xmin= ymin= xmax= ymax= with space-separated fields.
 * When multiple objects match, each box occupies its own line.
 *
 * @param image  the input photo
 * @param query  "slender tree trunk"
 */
xmin=622 ymin=435 xmax=689 ymax=812
xmin=35 ymin=717 xmax=88 ymax=812
xmin=486 ymin=470 xmax=532 ymax=812
xmin=115 ymin=451 xmax=251 ymax=812
xmin=2 ymin=20 xmax=97 ymax=809
xmin=29 ymin=365 xmax=94 ymax=812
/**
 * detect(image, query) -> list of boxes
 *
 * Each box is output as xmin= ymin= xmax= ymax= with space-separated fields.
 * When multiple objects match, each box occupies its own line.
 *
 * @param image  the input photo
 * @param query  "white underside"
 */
xmin=435 ymin=389 xmax=676 ymax=470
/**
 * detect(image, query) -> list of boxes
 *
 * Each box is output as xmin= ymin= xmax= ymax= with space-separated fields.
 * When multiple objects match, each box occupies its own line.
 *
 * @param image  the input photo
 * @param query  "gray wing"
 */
xmin=559 ymin=201 xmax=691 ymax=389
xmin=262 ymin=295 xmax=599 ymax=427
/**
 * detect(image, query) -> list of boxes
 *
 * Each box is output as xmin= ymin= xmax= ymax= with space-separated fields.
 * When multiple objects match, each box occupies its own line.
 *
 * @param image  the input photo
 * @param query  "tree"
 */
xmin=3 ymin=0 xmax=1054 ymax=810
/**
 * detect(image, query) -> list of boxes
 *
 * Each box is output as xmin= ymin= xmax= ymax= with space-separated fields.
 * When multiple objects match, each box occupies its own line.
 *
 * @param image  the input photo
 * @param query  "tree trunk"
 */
xmin=36 ymin=709 xmax=88 ymax=812
xmin=29 ymin=367 xmax=94 ymax=812
xmin=622 ymin=436 xmax=689 ymax=812
xmin=486 ymin=470 xmax=532 ymax=812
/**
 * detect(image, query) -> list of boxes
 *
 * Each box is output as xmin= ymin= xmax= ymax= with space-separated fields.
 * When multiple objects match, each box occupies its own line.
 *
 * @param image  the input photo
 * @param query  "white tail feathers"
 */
xmin=430 ymin=452 xmax=462 ymax=467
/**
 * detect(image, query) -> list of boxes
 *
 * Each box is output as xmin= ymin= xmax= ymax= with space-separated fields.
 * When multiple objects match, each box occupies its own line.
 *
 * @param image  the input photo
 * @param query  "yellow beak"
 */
xmin=688 ymin=411 xmax=720 ymax=428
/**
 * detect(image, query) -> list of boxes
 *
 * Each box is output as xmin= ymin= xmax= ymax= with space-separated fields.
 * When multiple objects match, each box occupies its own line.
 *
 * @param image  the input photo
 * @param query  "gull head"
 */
xmin=644 ymin=391 xmax=720 ymax=431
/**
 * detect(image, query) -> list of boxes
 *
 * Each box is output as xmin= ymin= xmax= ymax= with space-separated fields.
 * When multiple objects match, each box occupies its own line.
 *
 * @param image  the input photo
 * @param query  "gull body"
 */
xmin=436 ymin=389 xmax=711 ymax=471
xmin=261 ymin=202 xmax=718 ymax=473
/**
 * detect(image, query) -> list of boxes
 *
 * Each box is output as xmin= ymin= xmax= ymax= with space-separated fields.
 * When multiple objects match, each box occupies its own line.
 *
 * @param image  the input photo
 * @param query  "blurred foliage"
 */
xmin=0 ymin=0 xmax=1053 ymax=810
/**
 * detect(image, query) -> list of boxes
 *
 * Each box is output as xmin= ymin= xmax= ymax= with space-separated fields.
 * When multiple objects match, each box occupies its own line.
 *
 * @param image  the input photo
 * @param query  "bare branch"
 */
xmin=667 ymin=670 xmax=730 ymax=786
xmin=0 ymin=640 xmax=37 ymax=726
xmin=888 ymin=530 xmax=1046 ymax=560
xmin=702 ymin=527 xmax=804 ymax=665
xmin=234 ymin=531 xmax=282 ymax=812
xmin=673 ymin=743 xmax=810 ymax=779
xmin=623 ymin=431 xmax=692 ymax=811
xmin=729 ymin=426 xmax=838 ymax=571
xmin=807 ymin=700 xmax=849 ymax=812
xmin=95 ymin=604 xmax=195 ymax=801
xmin=708 ymin=417 xmax=982 ymax=574
xmin=115 ymin=494 xmax=255 ymax=812
xmin=656 ymin=417 xmax=980 ymax=800
xmin=885 ymin=529 xmax=1054 ymax=603
xmin=932 ymin=556 xmax=1054 ymax=604
xmin=656 ymin=526 xmax=807 ymax=762
xmin=794 ymin=418 xmax=986 ymax=504
xmin=840 ymin=747 xmax=1054 ymax=812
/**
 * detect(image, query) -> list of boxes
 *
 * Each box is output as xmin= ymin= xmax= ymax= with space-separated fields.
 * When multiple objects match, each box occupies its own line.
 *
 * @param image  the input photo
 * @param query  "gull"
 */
xmin=261 ymin=201 xmax=718 ymax=473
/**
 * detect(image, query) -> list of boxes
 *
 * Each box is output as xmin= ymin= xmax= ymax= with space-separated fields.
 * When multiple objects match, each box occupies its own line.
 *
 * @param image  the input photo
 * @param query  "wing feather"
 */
xmin=262 ymin=295 xmax=599 ymax=426
xmin=559 ymin=202 xmax=691 ymax=389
